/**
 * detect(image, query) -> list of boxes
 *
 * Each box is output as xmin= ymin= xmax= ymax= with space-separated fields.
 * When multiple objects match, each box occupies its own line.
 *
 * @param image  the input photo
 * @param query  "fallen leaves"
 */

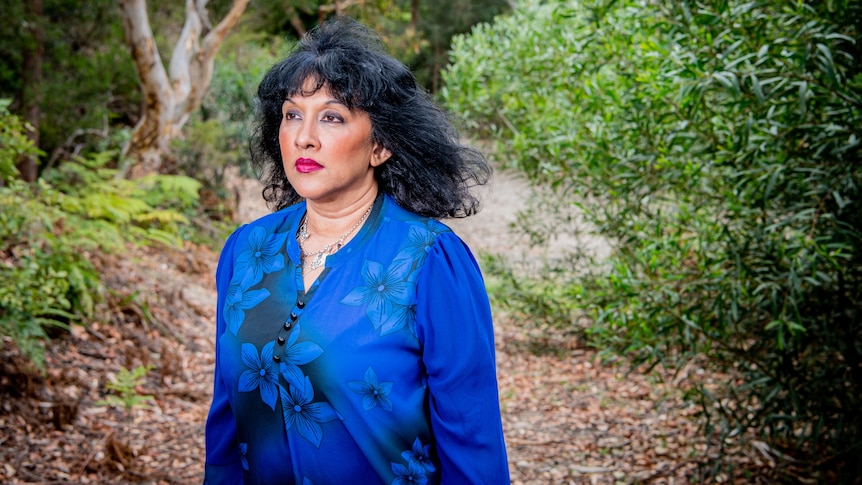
xmin=494 ymin=320 xmax=707 ymax=484
xmin=0 ymin=242 xmax=217 ymax=484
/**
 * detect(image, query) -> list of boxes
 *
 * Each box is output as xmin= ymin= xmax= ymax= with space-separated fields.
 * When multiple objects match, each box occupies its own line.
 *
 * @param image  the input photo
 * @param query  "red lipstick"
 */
xmin=295 ymin=158 xmax=323 ymax=173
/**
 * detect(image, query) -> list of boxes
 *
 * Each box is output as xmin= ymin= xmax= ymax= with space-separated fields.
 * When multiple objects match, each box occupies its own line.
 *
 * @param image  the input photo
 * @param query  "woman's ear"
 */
xmin=371 ymin=143 xmax=392 ymax=167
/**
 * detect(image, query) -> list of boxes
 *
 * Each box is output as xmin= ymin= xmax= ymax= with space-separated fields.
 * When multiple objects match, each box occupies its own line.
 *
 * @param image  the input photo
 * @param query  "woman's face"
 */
xmin=278 ymin=82 xmax=390 ymax=206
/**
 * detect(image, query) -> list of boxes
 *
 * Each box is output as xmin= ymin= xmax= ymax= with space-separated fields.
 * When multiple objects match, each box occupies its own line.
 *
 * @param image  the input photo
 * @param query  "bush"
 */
xmin=0 ymin=99 xmax=39 ymax=185
xmin=1 ymin=106 xmax=202 ymax=369
xmin=443 ymin=0 xmax=861 ymax=481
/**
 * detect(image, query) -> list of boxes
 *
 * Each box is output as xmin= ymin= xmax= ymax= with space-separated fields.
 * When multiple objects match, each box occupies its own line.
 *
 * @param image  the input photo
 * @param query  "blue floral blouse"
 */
xmin=204 ymin=194 xmax=509 ymax=484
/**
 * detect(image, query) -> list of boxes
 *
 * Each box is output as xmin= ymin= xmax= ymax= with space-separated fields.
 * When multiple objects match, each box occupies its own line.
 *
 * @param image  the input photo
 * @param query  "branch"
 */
xmin=201 ymin=0 xmax=250 ymax=57
xmin=288 ymin=8 xmax=306 ymax=37
xmin=118 ymin=0 xmax=170 ymax=115
xmin=45 ymin=117 xmax=109 ymax=169
xmin=194 ymin=0 xmax=213 ymax=34
xmin=167 ymin=0 xmax=248 ymax=129
xmin=168 ymin=0 xmax=204 ymax=118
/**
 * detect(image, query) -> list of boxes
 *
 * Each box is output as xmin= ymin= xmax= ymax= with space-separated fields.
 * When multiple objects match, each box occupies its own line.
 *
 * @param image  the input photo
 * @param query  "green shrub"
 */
xmin=444 ymin=0 xmax=861 ymax=481
xmin=1 ymin=108 xmax=202 ymax=369
xmin=0 ymin=99 xmax=40 ymax=185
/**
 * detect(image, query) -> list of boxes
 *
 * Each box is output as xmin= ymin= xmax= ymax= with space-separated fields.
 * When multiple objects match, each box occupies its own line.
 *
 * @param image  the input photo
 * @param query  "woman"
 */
xmin=204 ymin=16 xmax=509 ymax=485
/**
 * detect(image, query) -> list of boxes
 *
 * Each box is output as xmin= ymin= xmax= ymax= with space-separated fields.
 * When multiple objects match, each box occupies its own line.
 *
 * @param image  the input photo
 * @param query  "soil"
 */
xmin=0 ymin=169 xmax=755 ymax=484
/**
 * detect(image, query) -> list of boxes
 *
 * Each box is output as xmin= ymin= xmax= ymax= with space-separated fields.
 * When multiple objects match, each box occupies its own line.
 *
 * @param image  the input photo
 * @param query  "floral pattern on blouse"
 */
xmin=340 ymin=257 xmax=415 ymax=335
xmin=277 ymin=323 xmax=323 ymax=388
xmin=279 ymin=377 xmax=341 ymax=448
xmin=237 ymin=342 xmax=279 ymax=411
xmin=348 ymin=366 xmax=394 ymax=411
xmin=390 ymin=460 xmax=428 ymax=485
xmin=235 ymin=226 xmax=288 ymax=286
xmin=224 ymin=272 xmax=270 ymax=336
xmin=402 ymin=437 xmax=435 ymax=473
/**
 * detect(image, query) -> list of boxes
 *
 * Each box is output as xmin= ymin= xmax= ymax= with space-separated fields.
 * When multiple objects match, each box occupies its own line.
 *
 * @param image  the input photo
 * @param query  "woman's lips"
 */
xmin=295 ymin=158 xmax=323 ymax=173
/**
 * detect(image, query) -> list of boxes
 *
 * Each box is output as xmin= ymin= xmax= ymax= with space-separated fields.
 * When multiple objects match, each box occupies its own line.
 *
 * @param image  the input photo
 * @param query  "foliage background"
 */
xmin=444 ymin=0 xmax=861 ymax=481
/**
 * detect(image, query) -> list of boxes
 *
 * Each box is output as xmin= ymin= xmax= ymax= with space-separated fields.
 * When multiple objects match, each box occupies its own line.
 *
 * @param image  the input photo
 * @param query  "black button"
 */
xmin=273 ymin=355 xmax=281 ymax=363
xmin=296 ymin=300 xmax=306 ymax=309
xmin=283 ymin=321 xmax=293 ymax=331
xmin=277 ymin=336 xmax=286 ymax=345
xmin=289 ymin=312 xmax=298 ymax=321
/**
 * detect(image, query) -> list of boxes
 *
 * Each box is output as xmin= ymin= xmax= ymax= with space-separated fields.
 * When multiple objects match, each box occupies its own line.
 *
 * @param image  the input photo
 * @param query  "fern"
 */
xmin=137 ymin=173 xmax=202 ymax=210
xmin=133 ymin=209 xmax=190 ymax=225
xmin=0 ymin=143 xmax=201 ymax=368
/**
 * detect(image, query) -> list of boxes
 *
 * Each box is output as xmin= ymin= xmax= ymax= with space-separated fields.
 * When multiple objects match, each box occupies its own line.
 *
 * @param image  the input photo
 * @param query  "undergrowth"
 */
xmin=1 ymin=103 xmax=208 ymax=369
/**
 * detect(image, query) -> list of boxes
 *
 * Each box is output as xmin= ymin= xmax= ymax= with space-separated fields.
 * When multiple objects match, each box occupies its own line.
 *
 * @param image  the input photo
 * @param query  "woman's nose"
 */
xmin=294 ymin=120 xmax=318 ymax=149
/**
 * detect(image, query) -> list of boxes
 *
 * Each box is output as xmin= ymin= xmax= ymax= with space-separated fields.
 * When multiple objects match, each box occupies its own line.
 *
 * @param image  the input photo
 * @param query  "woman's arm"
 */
xmin=415 ymin=232 xmax=510 ymax=484
xmin=204 ymin=229 xmax=245 ymax=485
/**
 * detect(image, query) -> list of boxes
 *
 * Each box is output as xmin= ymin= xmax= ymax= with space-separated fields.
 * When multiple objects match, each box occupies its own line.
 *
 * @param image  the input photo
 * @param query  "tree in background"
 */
xmin=15 ymin=0 xmax=43 ymax=182
xmin=0 ymin=0 xmax=137 ymax=180
xmin=444 ymin=0 xmax=861 ymax=481
xmin=118 ymin=0 xmax=249 ymax=178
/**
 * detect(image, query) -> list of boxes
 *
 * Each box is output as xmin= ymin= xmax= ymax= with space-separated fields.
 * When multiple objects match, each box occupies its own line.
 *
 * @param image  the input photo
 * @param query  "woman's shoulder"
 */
xmin=382 ymin=194 xmax=453 ymax=236
xmin=380 ymin=194 xmax=479 ymax=263
xmin=218 ymin=204 xmax=302 ymax=263
xmin=216 ymin=204 xmax=303 ymax=283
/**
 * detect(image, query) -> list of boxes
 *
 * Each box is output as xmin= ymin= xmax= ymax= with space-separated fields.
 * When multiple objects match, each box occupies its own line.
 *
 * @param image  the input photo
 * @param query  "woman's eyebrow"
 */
xmin=283 ymin=97 xmax=347 ymax=108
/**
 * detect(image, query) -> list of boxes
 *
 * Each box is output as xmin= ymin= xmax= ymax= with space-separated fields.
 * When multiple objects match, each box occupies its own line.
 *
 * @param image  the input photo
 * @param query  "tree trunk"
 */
xmin=432 ymin=44 xmax=441 ymax=94
xmin=288 ymin=7 xmax=307 ymax=38
xmin=410 ymin=0 xmax=419 ymax=31
xmin=17 ymin=0 xmax=44 ymax=182
xmin=118 ymin=0 xmax=249 ymax=178
xmin=406 ymin=0 xmax=420 ymax=53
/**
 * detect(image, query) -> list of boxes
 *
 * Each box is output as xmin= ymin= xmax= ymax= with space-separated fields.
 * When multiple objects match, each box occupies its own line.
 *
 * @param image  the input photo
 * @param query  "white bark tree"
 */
xmin=118 ymin=0 xmax=249 ymax=178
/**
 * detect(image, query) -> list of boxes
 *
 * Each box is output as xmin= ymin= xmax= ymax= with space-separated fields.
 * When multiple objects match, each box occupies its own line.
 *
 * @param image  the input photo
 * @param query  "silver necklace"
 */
xmin=297 ymin=204 xmax=373 ymax=271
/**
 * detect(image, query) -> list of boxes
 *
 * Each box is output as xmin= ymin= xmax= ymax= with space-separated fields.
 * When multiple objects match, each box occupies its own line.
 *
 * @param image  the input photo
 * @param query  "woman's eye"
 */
xmin=284 ymin=111 xmax=299 ymax=120
xmin=322 ymin=113 xmax=344 ymax=123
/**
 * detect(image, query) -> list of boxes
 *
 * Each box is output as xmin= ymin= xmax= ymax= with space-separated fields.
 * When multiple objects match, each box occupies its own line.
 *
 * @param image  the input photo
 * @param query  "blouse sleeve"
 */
xmin=203 ymin=228 xmax=245 ymax=485
xmin=414 ymin=231 xmax=510 ymax=484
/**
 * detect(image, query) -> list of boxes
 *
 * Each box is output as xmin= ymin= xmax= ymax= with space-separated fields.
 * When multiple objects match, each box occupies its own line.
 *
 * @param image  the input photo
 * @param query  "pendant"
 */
xmin=309 ymin=251 xmax=326 ymax=270
xmin=297 ymin=221 xmax=309 ymax=243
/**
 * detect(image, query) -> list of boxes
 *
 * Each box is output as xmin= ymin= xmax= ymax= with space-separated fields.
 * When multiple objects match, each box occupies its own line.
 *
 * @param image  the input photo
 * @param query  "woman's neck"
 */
xmin=303 ymin=188 xmax=378 ymax=241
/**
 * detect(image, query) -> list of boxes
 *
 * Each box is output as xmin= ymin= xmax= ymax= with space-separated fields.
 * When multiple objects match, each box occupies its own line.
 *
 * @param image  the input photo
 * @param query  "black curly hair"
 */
xmin=249 ymin=16 xmax=490 ymax=218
